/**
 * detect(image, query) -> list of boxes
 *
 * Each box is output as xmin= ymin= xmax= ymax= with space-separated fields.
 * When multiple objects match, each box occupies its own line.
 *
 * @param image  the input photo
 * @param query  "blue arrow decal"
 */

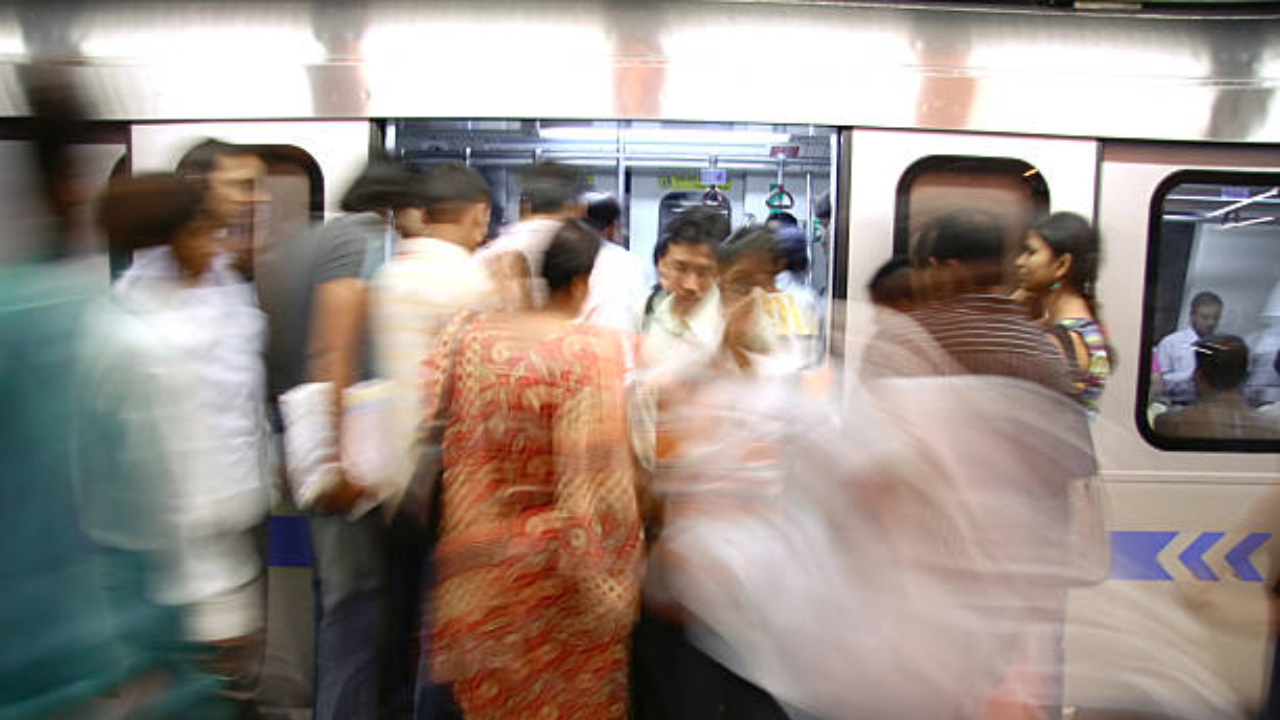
xmin=1178 ymin=532 xmax=1223 ymax=581
xmin=1110 ymin=531 xmax=1177 ymax=581
xmin=1225 ymin=533 xmax=1270 ymax=582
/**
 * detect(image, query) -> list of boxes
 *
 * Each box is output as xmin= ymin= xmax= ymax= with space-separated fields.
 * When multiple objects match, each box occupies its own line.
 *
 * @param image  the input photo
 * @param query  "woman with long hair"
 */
xmin=1015 ymin=211 xmax=1112 ymax=412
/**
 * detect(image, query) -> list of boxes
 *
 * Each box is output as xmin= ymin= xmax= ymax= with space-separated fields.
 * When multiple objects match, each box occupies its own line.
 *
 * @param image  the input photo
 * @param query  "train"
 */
xmin=3 ymin=1 xmax=1280 ymax=717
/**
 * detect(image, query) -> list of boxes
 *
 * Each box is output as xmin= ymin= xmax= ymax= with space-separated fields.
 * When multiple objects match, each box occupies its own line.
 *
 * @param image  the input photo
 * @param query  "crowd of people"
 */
xmin=15 ymin=119 xmax=1272 ymax=720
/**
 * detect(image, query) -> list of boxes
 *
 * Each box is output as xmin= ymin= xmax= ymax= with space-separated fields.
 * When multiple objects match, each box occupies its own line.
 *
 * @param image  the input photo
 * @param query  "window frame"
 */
xmin=1137 ymin=168 xmax=1280 ymax=453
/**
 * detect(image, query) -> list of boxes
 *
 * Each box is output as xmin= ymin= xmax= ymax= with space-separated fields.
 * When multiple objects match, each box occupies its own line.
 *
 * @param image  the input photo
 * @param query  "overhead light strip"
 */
xmin=1204 ymin=187 xmax=1279 ymax=218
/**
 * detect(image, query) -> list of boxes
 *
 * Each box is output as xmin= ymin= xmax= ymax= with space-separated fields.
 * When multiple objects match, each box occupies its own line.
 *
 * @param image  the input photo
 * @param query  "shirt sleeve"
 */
xmin=314 ymin=218 xmax=375 ymax=285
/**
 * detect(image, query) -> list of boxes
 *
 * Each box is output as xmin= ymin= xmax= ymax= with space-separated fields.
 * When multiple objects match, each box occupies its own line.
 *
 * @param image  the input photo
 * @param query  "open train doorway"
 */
xmin=388 ymin=119 xmax=840 ymax=348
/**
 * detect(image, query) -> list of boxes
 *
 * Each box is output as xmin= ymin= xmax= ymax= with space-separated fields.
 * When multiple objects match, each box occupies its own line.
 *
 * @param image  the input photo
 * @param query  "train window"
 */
xmin=894 ymin=156 xmax=1050 ymax=273
xmin=1140 ymin=171 xmax=1280 ymax=451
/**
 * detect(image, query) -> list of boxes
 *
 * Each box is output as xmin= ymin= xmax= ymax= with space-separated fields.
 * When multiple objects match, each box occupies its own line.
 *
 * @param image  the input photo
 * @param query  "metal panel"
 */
xmin=2 ymin=2 xmax=1278 ymax=143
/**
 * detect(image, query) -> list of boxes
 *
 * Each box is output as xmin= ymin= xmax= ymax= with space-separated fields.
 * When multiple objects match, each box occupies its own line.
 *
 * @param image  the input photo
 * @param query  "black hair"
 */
xmin=772 ymin=224 xmax=809 ymax=274
xmin=1194 ymin=334 xmax=1249 ymax=391
xmin=868 ymin=256 xmax=913 ymax=307
xmin=584 ymin=194 xmax=621 ymax=232
xmin=717 ymin=225 xmax=777 ymax=269
xmin=420 ymin=162 xmax=491 ymax=220
xmin=340 ymin=158 xmax=427 ymax=213
xmin=815 ymin=193 xmax=832 ymax=222
xmin=655 ymin=205 xmax=730 ymax=264
xmin=914 ymin=208 xmax=1005 ymax=268
xmin=98 ymin=173 xmax=205 ymax=251
xmin=542 ymin=219 xmax=602 ymax=294
xmin=765 ymin=211 xmax=798 ymax=229
xmin=1191 ymin=291 xmax=1224 ymax=313
xmin=521 ymin=163 xmax=580 ymax=215
xmin=1273 ymin=348 xmax=1280 ymax=376
xmin=175 ymin=138 xmax=255 ymax=180
xmin=1032 ymin=212 xmax=1100 ymax=299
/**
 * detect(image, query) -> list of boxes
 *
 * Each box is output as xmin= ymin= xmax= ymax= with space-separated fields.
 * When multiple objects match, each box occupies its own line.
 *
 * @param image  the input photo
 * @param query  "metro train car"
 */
xmin=2 ymin=1 xmax=1280 ymax=718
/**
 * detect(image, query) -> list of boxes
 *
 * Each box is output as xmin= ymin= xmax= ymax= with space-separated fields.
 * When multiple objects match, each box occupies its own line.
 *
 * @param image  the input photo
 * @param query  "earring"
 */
xmin=1050 ymin=281 xmax=1062 ymax=292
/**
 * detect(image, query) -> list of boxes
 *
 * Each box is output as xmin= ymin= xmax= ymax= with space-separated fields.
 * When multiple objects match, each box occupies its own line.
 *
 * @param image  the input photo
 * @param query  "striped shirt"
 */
xmin=889 ymin=293 xmax=1075 ymax=397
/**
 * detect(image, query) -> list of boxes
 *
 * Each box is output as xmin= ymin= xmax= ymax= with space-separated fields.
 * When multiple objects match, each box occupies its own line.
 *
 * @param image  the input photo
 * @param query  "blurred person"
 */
xmin=766 ymin=224 xmax=821 ymax=364
xmin=478 ymin=163 xmax=582 ymax=310
xmin=422 ymin=220 xmax=643 ymax=720
xmin=105 ymin=173 xmax=273 ymax=718
xmin=892 ymin=208 xmax=1076 ymax=397
xmin=580 ymin=192 xmax=648 ymax=332
xmin=1015 ymin=212 xmax=1112 ymax=413
xmin=584 ymin=192 xmax=623 ymax=244
xmin=1 ymin=98 xmax=228 ymax=719
xmin=1155 ymin=290 xmax=1224 ymax=405
xmin=639 ymin=206 xmax=729 ymax=369
xmin=176 ymin=139 xmax=270 ymax=280
xmin=867 ymin=256 xmax=916 ymax=313
xmin=1154 ymin=335 xmax=1280 ymax=440
xmin=367 ymin=162 xmax=496 ymax=719
xmin=256 ymin=158 xmax=425 ymax=720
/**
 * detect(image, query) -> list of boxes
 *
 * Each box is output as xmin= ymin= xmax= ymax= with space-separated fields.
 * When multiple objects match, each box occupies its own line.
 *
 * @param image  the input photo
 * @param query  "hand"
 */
xmin=315 ymin=475 xmax=369 ymax=515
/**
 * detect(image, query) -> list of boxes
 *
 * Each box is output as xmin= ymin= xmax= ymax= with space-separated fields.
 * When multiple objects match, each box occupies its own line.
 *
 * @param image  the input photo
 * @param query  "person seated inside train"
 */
xmin=879 ymin=208 xmax=1076 ymax=397
xmin=1014 ymin=212 xmax=1112 ymax=414
xmin=580 ymin=192 xmax=647 ymax=332
xmin=639 ymin=205 xmax=729 ymax=369
xmin=1155 ymin=290 xmax=1224 ymax=405
xmin=1154 ymin=335 xmax=1280 ymax=440
xmin=175 ymin=138 xmax=269 ymax=281
xmin=477 ymin=162 xmax=582 ymax=310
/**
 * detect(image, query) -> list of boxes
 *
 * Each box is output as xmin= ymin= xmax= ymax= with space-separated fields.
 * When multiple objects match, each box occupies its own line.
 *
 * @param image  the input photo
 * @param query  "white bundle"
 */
xmin=279 ymin=382 xmax=340 ymax=510
xmin=341 ymin=379 xmax=400 ymax=515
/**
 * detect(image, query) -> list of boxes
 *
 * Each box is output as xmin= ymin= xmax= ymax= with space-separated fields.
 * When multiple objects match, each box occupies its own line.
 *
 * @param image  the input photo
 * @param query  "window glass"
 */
xmin=1141 ymin=172 xmax=1280 ymax=451
xmin=894 ymin=156 xmax=1050 ymax=281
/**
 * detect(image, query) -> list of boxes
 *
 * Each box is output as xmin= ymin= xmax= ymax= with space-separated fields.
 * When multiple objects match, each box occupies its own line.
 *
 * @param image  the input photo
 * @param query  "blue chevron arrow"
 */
xmin=1225 ymin=533 xmax=1270 ymax=582
xmin=1178 ymin=532 xmax=1224 ymax=581
xmin=1110 ymin=531 xmax=1177 ymax=580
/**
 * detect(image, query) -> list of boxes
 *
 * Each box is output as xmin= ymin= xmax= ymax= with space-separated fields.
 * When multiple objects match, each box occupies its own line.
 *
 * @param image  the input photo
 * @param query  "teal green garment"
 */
xmin=0 ymin=260 xmax=229 ymax=720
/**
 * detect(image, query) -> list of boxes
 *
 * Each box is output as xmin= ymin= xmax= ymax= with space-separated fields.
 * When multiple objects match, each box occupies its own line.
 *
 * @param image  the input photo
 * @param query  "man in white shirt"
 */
xmin=582 ymin=193 xmax=648 ymax=333
xmin=477 ymin=163 xmax=582 ymax=310
xmin=1156 ymin=291 xmax=1224 ymax=404
xmin=639 ymin=206 xmax=730 ymax=370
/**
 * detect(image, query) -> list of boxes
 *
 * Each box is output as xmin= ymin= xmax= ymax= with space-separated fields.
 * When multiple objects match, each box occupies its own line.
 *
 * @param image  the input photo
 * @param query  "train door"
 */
xmin=840 ymin=128 xmax=1098 ymax=373
xmin=1066 ymin=143 xmax=1280 ymax=718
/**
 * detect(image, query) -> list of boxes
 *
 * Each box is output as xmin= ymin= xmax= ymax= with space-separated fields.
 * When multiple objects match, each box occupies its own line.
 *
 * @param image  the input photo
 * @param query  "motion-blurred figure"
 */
xmin=1156 ymin=291 xmax=1224 ymax=405
xmin=1015 ymin=212 xmax=1112 ymax=414
xmin=368 ymin=162 xmax=496 ymax=719
xmin=107 ymin=172 xmax=272 ymax=718
xmin=478 ymin=163 xmax=582 ymax=310
xmin=1154 ymin=335 xmax=1280 ymax=440
xmin=1 ymin=101 xmax=228 ymax=720
xmin=423 ymin=220 xmax=643 ymax=720
xmin=176 ymin=140 xmax=270 ymax=281
xmin=257 ymin=158 xmax=424 ymax=720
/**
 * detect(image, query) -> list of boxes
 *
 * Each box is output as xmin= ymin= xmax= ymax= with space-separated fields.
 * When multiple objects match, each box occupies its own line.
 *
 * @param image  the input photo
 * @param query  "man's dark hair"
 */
xmin=520 ymin=163 xmax=580 ymax=215
xmin=815 ymin=193 xmax=832 ymax=222
xmin=1191 ymin=291 xmax=1224 ymax=313
xmin=868 ymin=256 xmax=913 ymax=307
xmin=717 ymin=225 xmax=777 ymax=269
xmin=914 ymin=208 xmax=1005 ymax=267
xmin=175 ymin=138 xmax=255 ymax=179
xmin=773 ymin=225 xmax=809 ymax=274
xmin=542 ymin=220 xmax=601 ymax=294
xmin=420 ymin=162 xmax=490 ymax=222
xmin=1194 ymin=334 xmax=1249 ymax=391
xmin=655 ymin=206 xmax=730 ymax=264
xmin=584 ymin=194 xmax=621 ymax=232
xmin=765 ymin=211 xmax=798 ymax=229
xmin=340 ymin=158 xmax=427 ymax=213
xmin=98 ymin=174 xmax=204 ymax=251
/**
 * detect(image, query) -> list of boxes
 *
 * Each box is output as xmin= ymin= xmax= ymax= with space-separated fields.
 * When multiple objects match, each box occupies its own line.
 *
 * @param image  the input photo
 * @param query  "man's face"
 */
xmin=658 ymin=242 xmax=717 ymax=315
xmin=1191 ymin=302 xmax=1222 ymax=338
xmin=205 ymin=154 xmax=268 ymax=228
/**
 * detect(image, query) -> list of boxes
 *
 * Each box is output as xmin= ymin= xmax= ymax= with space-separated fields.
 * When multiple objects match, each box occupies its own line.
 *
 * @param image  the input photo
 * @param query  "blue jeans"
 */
xmin=309 ymin=513 xmax=387 ymax=720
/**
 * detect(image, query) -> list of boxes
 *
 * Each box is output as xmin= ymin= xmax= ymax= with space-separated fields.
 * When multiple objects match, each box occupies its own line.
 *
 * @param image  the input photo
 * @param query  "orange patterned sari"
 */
xmin=421 ymin=313 xmax=643 ymax=720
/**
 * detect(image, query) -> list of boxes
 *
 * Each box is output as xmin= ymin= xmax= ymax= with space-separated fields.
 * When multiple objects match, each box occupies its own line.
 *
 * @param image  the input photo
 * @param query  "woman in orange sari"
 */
xmin=421 ymin=220 xmax=643 ymax=720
